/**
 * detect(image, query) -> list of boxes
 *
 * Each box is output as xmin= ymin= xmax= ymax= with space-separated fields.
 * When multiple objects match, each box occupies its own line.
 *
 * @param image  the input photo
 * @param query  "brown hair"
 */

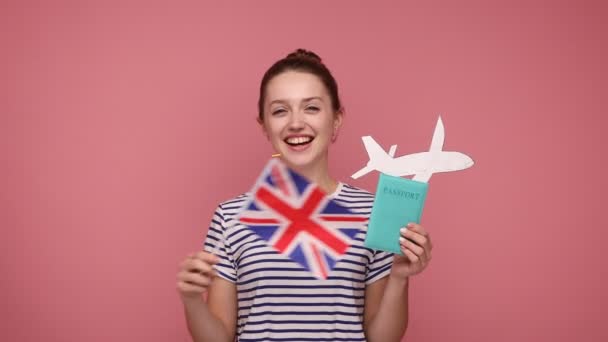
xmin=257 ymin=49 xmax=342 ymax=121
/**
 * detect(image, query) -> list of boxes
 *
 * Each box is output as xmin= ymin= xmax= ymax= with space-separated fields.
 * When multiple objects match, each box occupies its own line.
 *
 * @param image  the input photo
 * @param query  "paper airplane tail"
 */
xmin=362 ymin=136 xmax=390 ymax=161
xmin=352 ymin=136 xmax=391 ymax=179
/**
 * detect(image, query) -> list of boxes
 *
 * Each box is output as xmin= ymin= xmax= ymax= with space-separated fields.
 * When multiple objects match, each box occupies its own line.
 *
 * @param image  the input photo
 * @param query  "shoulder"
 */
xmin=217 ymin=192 xmax=250 ymax=210
xmin=333 ymin=183 xmax=375 ymax=209
xmin=340 ymin=183 xmax=374 ymax=197
xmin=212 ymin=192 xmax=251 ymax=221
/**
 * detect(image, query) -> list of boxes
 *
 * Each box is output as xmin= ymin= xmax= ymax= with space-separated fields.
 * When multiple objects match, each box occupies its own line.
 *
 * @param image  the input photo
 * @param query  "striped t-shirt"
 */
xmin=203 ymin=183 xmax=393 ymax=342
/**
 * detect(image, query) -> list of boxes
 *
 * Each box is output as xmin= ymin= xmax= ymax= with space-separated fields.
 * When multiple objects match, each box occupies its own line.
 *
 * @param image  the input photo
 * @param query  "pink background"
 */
xmin=2 ymin=1 xmax=607 ymax=341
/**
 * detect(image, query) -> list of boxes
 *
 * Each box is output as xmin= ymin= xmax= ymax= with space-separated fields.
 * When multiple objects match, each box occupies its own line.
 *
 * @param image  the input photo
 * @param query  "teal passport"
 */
xmin=364 ymin=173 xmax=429 ymax=254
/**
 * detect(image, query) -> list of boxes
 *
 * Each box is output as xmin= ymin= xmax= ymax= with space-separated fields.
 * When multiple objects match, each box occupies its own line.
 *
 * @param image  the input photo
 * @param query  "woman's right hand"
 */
xmin=177 ymin=251 xmax=219 ymax=301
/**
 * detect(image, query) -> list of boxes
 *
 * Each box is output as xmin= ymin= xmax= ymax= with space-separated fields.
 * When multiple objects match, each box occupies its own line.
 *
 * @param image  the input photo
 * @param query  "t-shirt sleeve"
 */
xmin=365 ymin=249 xmax=394 ymax=285
xmin=202 ymin=204 xmax=237 ymax=283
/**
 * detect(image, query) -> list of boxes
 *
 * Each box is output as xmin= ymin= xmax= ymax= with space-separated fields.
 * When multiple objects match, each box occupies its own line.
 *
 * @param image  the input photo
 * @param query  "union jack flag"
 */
xmin=236 ymin=159 xmax=369 ymax=279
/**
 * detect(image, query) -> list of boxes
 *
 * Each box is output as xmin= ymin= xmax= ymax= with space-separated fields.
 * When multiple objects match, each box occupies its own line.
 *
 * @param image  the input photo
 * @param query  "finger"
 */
xmin=178 ymin=253 xmax=197 ymax=269
xmin=188 ymin=259 xmax=217 ymax=276
xmin=399 ymin=237 xmax=425 ymax=257
xmin=401 ymin=228 xmax=433 ymax=261
xmin=180 ymin=256 xmax=216 ymax=276
xmin=402 ymin=246 xmax=429 ymax=271
xmin=400 ymin=237 xmax=429 ymax=268
xmin=178 ymin=270 xmax=213 ymax=287
xmin=177 ymin=280 xmax=206 ymax=295
xmin=401 ymin=247 xmax=420 ymax=264
xmin=194 ymin=251 xmax=220 ymax=265
xmin=400 ymin=228 xmax=428 ymax=248
xmin=406 ymin=223 xmax=428 ymax=237
xmin=404 ymin=224 xmax=433 ymax=256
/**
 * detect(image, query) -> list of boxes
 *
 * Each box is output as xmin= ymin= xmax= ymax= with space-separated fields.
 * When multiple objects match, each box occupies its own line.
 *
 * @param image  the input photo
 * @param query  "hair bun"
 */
xmin=286 ymin=48 xmax=322 ymax=63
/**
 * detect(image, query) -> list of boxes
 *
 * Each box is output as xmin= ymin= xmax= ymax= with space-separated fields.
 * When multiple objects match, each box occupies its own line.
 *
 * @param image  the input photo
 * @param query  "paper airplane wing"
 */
xmin=412 ymin=116 xmax=444 ymax=182
xmin=388 ymin=145 xmax=397 ymax=157
xmin=428 ymin=116 xmax=445 ymax=152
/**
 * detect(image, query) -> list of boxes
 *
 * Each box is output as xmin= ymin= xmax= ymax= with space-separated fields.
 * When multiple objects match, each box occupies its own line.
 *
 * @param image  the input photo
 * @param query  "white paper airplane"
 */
xmin=351 ymin=116 xmax=474 ymax=182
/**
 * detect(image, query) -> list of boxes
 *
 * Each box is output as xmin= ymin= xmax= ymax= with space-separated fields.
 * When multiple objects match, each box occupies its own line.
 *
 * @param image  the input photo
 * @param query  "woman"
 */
xmin=177 ymin=49 xmax=433 ymax=342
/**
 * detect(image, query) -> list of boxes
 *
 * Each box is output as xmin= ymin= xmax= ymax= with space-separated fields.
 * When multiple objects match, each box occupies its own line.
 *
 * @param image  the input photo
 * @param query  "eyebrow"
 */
xmin=269 ymin=97 xmax=323 ymax=106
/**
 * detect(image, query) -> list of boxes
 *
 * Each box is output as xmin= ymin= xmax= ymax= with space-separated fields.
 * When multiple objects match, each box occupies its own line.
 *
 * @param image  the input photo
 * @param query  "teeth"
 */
xmin=286 ymin=136 xmax=313 ymax=145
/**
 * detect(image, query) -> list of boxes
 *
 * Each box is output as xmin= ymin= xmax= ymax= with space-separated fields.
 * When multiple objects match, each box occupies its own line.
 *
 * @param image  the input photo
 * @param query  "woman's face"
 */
xmin=261 ymin=71 xmax=342 ymax=170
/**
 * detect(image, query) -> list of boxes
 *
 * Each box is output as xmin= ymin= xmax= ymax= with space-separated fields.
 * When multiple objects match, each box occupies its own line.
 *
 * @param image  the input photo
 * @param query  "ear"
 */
xmin=257 ymin=115 xmax=269 ymax=140
xmin=334 ymin=108 xmax=344 ymax=128
xmin=332 ymin=108 xmax=344 ymax=142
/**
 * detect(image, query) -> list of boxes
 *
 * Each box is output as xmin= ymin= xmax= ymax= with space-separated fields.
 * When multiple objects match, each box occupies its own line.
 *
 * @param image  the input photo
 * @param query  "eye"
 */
xmin=271 ymin=108 xmax=287 ymax=115
xmin=305 ymin=106 xmax=320 ymax=113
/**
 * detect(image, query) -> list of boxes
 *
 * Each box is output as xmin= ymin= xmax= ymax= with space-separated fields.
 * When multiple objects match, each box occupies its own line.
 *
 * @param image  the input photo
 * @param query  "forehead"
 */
xmin=265 ymin=71 xmax=328 ymax=103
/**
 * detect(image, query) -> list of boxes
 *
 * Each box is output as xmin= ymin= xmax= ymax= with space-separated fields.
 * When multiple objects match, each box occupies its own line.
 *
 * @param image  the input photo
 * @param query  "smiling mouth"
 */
xmin=284 ymin=136 xmax=314 ymax=147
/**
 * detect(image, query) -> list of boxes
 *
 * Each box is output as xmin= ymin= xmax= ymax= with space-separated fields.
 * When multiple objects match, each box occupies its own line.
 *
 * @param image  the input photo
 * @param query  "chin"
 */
xmin=282 ymin=155 xmax=314 ymax=169
xmin=281 ymin=151 xmax=325 ymax=171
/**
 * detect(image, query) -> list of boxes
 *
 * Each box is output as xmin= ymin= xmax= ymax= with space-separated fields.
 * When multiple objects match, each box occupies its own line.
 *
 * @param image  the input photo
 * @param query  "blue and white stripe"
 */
xmin=204 ymin=183 xmax=393 ymax=341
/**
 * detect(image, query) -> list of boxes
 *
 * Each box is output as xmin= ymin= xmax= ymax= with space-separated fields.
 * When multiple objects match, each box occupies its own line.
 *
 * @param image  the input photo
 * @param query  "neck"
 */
xmin=285 ymin=155 xmax=338 ymax=195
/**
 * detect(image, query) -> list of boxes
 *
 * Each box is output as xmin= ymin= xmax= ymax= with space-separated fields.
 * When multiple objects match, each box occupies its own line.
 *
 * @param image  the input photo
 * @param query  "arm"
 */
xmin=180 ymin=203 xmax=239 ymax=341
xmin=182 ymin=277 xmax=237 ymax=342
xmin=363 ymin=223 xmax=433 ymax=342
xmin=177 ymin=251 xmax=238 ymax=342
xmin=363 ymin=276 xmax=409 ymax=342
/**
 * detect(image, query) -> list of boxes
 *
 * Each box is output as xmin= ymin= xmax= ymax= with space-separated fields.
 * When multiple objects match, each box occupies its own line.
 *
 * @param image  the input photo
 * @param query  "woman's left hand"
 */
xmin=391 ymin=223 xmax=433 ymax=279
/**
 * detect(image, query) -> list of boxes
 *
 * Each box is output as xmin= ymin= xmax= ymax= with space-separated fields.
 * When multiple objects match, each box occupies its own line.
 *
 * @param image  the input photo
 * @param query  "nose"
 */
xmin=287 ymin=111 xmax=305 ymax=131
